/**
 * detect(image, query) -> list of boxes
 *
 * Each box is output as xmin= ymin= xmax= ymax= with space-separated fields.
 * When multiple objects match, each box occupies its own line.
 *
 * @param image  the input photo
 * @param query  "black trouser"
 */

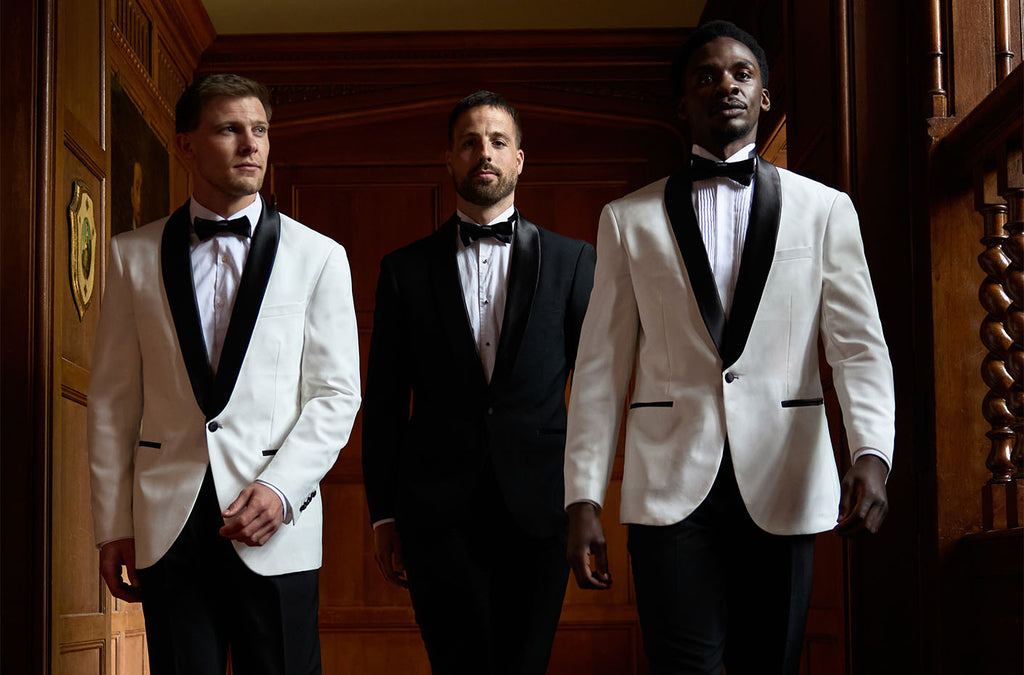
xmin=400 ymin=467 xmax=569 ymax=675
xmin=627 ymin=452 xmax=815 ymax=675
xmin=137 ymin=468 xmax=321 ymax=675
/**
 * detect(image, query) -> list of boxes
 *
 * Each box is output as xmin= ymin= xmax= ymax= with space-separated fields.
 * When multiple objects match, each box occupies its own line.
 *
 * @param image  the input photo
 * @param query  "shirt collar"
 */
xmin=456 ymin=204 xmax=516 ymax=228
xmin=189 ymin=194 xmax=264 ymax=231
xmin=691 ymin=143 xmax=757 ymax=163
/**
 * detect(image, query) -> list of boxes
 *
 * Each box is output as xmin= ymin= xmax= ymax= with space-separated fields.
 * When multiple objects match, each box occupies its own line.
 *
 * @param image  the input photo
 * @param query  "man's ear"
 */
xmin=761 ymin=88 xmax=771 ymax=113
xmin=175 ymin=132 xmax=192 ymax=159
xmin=444 ymin=149 xmax=453 ymax=177
xmin=516 ymin=148 xmax=525 ymax=176
xmin=676 ymin=97 xmax=689 ymax=122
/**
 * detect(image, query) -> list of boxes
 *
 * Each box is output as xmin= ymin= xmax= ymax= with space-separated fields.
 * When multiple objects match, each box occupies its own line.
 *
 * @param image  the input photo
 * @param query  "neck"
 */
xmin=192 ymin=190 xmax=258 ymax=219
xmin=695 ymin=134 xmax=757 ymax=162
xmin=456 ymin=195 xmax=514 ymax=225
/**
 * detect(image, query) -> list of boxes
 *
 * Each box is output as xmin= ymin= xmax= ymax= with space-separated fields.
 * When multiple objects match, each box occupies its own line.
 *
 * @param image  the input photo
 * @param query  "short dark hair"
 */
xmin=671 ymin=20 xmax=769 ymax=99
xmin=175 ymin=74 xmax=272 ymax=133
xmin=447 ymin=91 xmax=522 ymax=147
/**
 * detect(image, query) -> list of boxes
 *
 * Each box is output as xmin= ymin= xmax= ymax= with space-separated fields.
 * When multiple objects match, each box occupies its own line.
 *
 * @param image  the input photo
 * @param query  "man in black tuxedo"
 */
xmin=362 ymin=90 xmax=595 ymax=675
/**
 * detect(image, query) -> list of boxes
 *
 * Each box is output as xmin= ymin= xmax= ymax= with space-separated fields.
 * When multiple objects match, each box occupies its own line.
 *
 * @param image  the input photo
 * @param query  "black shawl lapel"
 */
xmin=490 ymin=214 xmax=539 ymax=387
xmin=721 ymin=157 xmax=782 ymax=369
xmin=430 ymin=216 xmax=489 ymax=391
xmin=664 ymin=173 xmax=726 ymax=355
xmin=161 ymin=200 xmax=213 ymax=413
xmin=207 ymin=197 xmax=281 ymax=419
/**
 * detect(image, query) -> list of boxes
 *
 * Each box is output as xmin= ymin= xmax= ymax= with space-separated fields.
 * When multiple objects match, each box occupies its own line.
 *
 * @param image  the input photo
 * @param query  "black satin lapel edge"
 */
xmin=208 ymin=199 xmax=281 ymax=418
xmin=431 ymin=216 xmax=489 ymax=389
xmin=722 ymin=158 xmax=782 ymax=369
xmin=160 ymin=200 xmax=213 ymax=415
xmin=491 ymin=215 xmax=539 ymax=386
xmin=664 ymin=173 xmax=726 ymax=354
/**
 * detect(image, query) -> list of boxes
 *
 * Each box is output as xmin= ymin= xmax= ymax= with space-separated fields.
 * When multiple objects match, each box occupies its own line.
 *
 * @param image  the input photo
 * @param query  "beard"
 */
xmin=454 ymin=162 xmax=517 ymax=207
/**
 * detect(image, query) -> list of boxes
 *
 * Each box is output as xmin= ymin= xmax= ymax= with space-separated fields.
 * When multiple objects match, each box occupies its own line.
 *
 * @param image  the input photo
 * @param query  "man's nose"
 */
xmin=718 ymin=75 xmax=740 ymax=95
xmin=239 ymin=131 xmax=258 ymax=154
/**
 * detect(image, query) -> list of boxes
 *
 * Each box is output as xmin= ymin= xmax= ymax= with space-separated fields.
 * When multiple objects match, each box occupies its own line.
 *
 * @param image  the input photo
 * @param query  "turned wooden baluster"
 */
xmin=977 ymin=164 xmax=1016 ymax=529
xmin=1000 ymin=185 xmax=1023 ymax=483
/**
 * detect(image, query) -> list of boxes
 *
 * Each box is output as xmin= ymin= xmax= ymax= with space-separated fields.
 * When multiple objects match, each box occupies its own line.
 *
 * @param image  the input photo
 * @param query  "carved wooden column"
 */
xmin=993 ymin=0 xmax=1015 ymax=81
xmin=977 ymin=166 xmax=1017 ymax=530
xmin=998 ymin=144 xmax=1024 ymax=524
xmin=926 ymin=0 xmax=948 ymax=116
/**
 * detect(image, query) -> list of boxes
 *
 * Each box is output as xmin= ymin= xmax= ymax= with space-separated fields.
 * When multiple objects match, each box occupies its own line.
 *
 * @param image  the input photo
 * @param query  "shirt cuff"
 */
xmin=256 ymin=479 xmax=292 ymax=524
xmin=372 ymin=518 xmax=396 ymax=530
xmin=852 ymin=447 xmax=891 ymax=475
xmin=565 ymin=499 xmax=602 ymax=514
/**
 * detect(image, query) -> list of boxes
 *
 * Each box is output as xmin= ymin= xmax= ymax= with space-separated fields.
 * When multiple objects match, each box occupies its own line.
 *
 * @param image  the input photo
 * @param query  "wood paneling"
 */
xmin=35 ymin=0 xmax=214 ymax=673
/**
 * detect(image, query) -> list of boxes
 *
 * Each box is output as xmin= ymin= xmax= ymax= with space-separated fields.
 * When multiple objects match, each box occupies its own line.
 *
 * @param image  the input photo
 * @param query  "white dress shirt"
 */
xmin=690 ymin=143 xmax=756 ymax=316
xmin=455 ymin=205 xmax=516 ymax=383
xmin=188 ymin=195 xmax=293 ymax=520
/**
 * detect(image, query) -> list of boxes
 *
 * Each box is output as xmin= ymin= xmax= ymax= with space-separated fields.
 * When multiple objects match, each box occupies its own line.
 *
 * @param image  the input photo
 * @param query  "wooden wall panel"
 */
xmin=58 ymin=0 xmax=106 ymax=148
xmin=59 ymin=641 xmax=105 ymax=675
xmin=56 ymin=396 xmax=101 ymax=616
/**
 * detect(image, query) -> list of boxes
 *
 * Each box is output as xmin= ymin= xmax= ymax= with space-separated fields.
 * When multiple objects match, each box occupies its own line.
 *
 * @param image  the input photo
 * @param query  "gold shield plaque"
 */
xmin=68 ymin=180 xmax=97 ymax=321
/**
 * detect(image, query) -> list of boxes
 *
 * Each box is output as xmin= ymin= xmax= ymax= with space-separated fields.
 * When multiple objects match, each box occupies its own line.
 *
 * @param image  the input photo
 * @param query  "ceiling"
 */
xmin=200 ymin=0 xmax=707 ymax=34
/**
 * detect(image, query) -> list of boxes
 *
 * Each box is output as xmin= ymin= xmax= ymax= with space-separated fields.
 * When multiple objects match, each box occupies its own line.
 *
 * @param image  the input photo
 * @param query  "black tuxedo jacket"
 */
xmin=362 ymin=214 xmax=595 ymax=538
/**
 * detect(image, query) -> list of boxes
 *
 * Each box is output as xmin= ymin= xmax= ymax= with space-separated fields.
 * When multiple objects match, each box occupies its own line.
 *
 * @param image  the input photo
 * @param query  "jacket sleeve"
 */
xmin=361 ymin=255 xmax=412 ymax=524
xmin=565 ymin=241 xmax=597 ymax=367
xmin=255 ymin=243 xmax=362 ymax=520
xmin=564 ymin=204 xmax=639 ymax=509
xmin=88 ymin=235 xmax=143 ymax=546
xmin=818 ymin=191 xmax=896 ymax=465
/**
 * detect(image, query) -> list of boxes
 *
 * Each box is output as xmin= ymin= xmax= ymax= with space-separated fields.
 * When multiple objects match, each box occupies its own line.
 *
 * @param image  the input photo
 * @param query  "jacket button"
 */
xmin=487 ymin=407 xmax=494 ymax=415
xmin=724 ymin=372 xmax=736 ymax=383
xmin=207 ymin=421 xmax=220 ymax=432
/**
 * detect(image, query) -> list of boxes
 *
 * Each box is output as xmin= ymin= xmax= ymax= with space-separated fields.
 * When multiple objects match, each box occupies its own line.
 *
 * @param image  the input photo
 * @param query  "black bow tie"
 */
xmin=193 ymin=216 xmax=251 ymax=241
xmin=690 ymin=155 xmax=756 ymax=186
xmin=459 ymin=219 xmax=514 ymax=246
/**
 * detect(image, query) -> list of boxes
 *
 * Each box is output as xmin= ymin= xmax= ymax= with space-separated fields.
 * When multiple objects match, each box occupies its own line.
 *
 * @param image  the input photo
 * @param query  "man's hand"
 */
xmin=220 ymin=482 xmax=284 ymax=546
xmin=99 ymin=538 xmax=142 ymax=603
xmin=836 ymin=453 xmax=889 ymax=536
xmin=372 ymin=521 xmax=408 ymax=588
xmin=567 ymin=501 xmax=612 ymax=590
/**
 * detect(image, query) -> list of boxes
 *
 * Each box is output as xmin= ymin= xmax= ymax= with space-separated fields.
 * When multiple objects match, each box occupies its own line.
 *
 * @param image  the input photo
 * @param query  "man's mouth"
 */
xmin=473 ymin=164 xmax=500 ymax=178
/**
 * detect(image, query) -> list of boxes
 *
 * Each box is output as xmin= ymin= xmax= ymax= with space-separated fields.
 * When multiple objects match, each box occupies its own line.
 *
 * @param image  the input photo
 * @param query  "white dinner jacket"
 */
xmin=564 ymin=159 xmax=895 ymax=536
xmin=88 ymin=199 xmax=361 ymax=575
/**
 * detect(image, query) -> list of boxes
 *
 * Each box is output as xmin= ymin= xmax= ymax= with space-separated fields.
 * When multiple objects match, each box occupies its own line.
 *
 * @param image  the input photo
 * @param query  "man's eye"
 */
xmin=493 ymin=140 xmax=506 ymax=147
xmin=737 ymin=71 xmax=752 ymax=81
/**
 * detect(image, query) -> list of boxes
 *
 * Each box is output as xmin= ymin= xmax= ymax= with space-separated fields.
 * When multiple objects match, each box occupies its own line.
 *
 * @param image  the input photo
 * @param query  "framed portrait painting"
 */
xmin=111 ymin=75 xmax=170 ymax=236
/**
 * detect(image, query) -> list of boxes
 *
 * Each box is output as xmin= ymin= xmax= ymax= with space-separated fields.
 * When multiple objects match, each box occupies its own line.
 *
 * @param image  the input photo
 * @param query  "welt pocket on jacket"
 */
xmin=538 ymin=427 xmax=566 ymax=436
xmin=629 ymin=401 xmax=674 ymax=409
xmin=258 ymin=301 xmax=306 ymax=319
xmin=138 ymin=440 xmax=161 ymax=449
xmin=781 ymin=398 xmax=824 ymax=408
xmin=773 ymin=246 xmax=813 ymax=262
xmin=262 ymin=448 xmax=279 ymax=456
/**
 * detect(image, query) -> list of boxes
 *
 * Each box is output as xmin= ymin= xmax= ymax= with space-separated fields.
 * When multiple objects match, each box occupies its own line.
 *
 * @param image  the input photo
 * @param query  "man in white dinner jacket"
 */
xmin=563 ymin=21 xmax=895 ymax=675
xmin=88 ymin=74 xmax=360 ymax=675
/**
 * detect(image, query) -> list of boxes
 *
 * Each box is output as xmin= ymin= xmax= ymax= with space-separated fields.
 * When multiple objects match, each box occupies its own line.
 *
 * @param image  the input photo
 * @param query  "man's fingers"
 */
xmin=99 ymin=541 xmax=142 ymax=603
xmin=837 ymin=477 xmax=854 ymax=520
xmin=221 ymin=488 xmax=252 ymax=518
xmin=592 ymin=540 xmax=611 ymax=582
xmin=568 ymin=546 xmax=611 ymax=590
